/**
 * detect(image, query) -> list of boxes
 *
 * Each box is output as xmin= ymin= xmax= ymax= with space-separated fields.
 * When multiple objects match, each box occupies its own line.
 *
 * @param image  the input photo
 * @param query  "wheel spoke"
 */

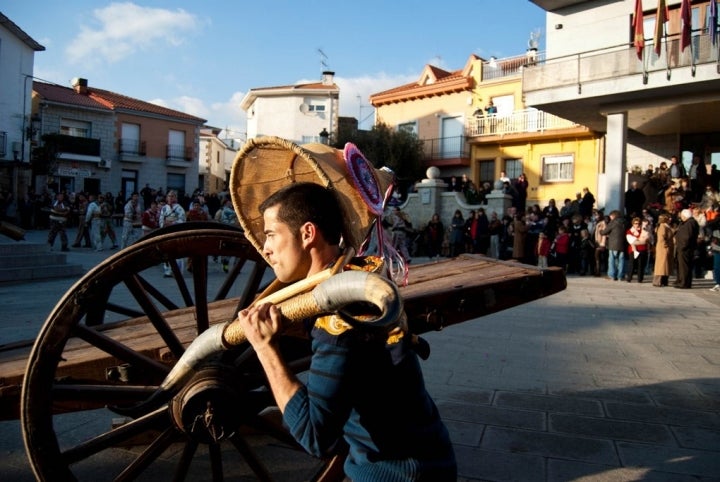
xmin=72 ymin=324 xmax=170 ymax=378
xmin=115 ymin=426 xmax=178 ymax=482
xmin=124 ymin=274 xmax=185 ymax=359
xmin=172 ymin=438 xmax=199 ymax=482
xmin=209 ymin=442 xmax=224 ymax=481
xmin=53 ymin=383 xmax=158 ymax=404
xmin=137 ymin=273 xmax=180 ymax=311
xmin=229 ymin=433 xmax=273 ymax=481
xmin=62 ymin=406 xmax=169 ymax=464
xmin=191 ymin=255 xmax=209 ymax=333
xmin=169 ymin=259 xmax=194 ymax=307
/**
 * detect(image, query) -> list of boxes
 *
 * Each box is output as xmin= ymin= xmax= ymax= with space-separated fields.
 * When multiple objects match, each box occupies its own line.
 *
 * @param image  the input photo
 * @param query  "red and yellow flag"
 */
xmin=633 ymin=0 xmax=645 ymax=59
xmin=653 ymin=0 xmax=669 ymax=55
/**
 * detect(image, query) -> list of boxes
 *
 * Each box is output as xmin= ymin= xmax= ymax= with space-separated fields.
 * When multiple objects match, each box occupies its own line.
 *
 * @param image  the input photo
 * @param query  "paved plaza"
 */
xmin=1 ymin=229 xmax=719 ymax=481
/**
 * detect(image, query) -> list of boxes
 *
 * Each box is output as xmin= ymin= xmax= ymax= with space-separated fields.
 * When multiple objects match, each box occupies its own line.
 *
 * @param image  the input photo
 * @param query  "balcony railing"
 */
xmin=466 ymin=109 xmax=580 ymax=137
xmin=119 ymin=138 xmax=146 ymax=156
xmin=482 ymin=51 xmax=547 ymax=81
xmin=166 ymin=144 xmax=193 ymax=162
xmin=420 ymin=135 xmax=470 ymax=162
xmin=42 ymin=133 xmax=101 ymax=156
xmin=523 ymin=31 xmax=718 ymax=93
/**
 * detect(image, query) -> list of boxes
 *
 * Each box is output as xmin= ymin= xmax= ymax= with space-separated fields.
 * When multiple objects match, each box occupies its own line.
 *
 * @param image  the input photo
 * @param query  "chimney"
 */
xmin=72 ymin=77 xmax=88 ymax=95
xmin=321 ymin=71 xmax=335 ymax=86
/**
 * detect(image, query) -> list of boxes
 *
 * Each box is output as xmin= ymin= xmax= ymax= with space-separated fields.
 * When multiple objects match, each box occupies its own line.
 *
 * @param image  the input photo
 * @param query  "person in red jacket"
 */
xmin=537 ymin=232 xmax=551 ymax=268
xmin=551 ymin=225 xmax=570 ymax=271
xmin=625 ymin=216 xmax=650 ymax=282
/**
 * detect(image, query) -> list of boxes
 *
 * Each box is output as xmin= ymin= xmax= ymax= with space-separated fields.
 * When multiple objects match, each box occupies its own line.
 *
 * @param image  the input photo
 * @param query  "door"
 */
xmin=440 ymin=116 xmax=464 ymax=159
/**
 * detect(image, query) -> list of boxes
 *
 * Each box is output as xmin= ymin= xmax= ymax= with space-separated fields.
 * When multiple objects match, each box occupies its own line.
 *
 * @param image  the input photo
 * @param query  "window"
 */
xmin=308 ymin=103 xmax=326 ymax=112
xmin=398 ymin=122 xmax=417 ymax=135
xmin=120 ymin=123 xmax=141 ymax=154
xmin=478 ymin=160 xmax=495 ymax=186
xmin=504 ymin=159 xmax=522 ymax=180
xmin=542 ymin=154 xmax=574 ymax=182
xmin=167 ymin=129 xmax=187 ymax=160
xmin=60 ymin=119 xmax=91 ymax=138
xmin=167 ymin=173 xmax=186 ymax=198
xmin=0 ymin=131 xmax=6 ymax=157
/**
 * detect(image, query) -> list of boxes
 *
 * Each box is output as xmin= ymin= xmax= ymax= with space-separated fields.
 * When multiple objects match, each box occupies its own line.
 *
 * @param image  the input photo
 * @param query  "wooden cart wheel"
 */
xmin=21 ymin=222 xmax=345 ymax=482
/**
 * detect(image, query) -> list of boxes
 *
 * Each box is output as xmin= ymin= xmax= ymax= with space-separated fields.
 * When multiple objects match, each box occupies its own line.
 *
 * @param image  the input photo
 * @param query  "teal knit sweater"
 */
xmin=283 ymin=326 xmax=456 ymax=481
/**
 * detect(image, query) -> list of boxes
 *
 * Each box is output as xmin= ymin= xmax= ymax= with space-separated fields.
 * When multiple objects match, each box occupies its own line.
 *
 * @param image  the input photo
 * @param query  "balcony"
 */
xmin=522 ymin=31 xmax=720 ymax=134
xmin=466 ymin=109 xmax=581 ymax=139
xmin=118 ymin=138 xmax=146 ymax=163
xmin=421 ymin=135 xmax=470 ymax=166
xmin=166 ymin=144 xmax=193 ymax=166
xmin=42 ymin=133 xmax=102 ymax=163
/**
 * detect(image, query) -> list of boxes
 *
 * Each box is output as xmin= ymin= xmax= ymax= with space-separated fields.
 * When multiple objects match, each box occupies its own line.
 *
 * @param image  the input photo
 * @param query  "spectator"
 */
xmin=448 ymin=209 xmax=465 ymax=257
xmin=625 ymin=181 xmax=646 ymax=218
xmin=600 ymin=210 xmax=627 ymax=281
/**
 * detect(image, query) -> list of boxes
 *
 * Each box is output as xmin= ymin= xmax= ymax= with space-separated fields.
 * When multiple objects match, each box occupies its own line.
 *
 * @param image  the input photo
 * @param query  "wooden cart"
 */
xmin=0 ymin=223 xmax=566 ymax=481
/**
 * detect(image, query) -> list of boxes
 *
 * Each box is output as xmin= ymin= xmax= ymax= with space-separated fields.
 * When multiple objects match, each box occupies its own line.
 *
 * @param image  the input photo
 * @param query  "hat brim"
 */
xmin=230 ymin=136 xmax=393 ymax=263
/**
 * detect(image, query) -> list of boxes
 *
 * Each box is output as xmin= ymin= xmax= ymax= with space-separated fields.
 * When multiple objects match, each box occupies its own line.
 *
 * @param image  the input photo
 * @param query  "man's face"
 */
xmin=262 ymin=205 xmax=310 ymax=283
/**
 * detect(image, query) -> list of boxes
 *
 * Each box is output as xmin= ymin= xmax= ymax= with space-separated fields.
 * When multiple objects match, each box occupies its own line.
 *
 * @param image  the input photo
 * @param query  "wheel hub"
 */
xmin=170 ymin=366 xmax=244 ymax=444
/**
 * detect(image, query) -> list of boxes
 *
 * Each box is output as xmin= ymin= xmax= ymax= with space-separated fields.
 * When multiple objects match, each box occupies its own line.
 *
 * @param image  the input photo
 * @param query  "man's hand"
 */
xmin=236 ymin=303 xmax=300 ymax=412
xmin=237 ymin=303 xmax=283 ymax=353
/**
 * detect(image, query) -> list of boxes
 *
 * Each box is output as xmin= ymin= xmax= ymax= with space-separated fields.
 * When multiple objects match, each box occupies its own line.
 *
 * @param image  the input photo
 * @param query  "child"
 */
xmin=579 ymin=228 xmax=596 ymax=275
xmin=537 ymin=232 xmax=551 ymax=268
xmin=552 ymin=225 xmax=570 ymax=271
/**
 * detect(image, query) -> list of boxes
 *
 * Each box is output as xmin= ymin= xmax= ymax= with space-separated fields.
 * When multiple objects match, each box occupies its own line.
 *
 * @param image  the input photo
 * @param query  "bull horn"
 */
xmin=156 ymin=270 xmax=401 ymax=396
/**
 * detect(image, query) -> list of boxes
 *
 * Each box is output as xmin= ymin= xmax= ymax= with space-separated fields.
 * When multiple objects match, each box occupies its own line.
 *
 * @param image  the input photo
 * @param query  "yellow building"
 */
xmin=370 ymin=54 xmax=603 ymax=210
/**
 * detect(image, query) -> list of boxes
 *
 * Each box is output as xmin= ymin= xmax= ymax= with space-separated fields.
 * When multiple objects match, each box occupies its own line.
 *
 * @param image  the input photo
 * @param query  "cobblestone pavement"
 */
xmin=1 ymin=229 xmax=719 ymax=481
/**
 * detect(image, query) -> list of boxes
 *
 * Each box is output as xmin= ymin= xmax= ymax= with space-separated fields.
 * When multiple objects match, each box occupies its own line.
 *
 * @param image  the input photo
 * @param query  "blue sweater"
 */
xmin=283 ymin=321 xmax=456 ymax=481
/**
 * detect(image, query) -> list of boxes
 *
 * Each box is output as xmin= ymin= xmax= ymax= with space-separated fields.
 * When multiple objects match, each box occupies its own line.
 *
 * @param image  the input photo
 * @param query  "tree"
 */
xmin=332 ymin=123 xmax=425 ymax=188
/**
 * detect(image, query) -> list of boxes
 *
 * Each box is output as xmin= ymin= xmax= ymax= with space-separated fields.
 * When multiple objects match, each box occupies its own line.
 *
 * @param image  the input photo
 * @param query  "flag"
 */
xmin=680 ymin=0 xmax=692 ymax=52
xmin=653 ymin=0 xmax=669 ymax=55
xmin=710 ymin=0 xmax=718 ymax=46
xmin=632 ymin=0 xmax=645 ymax=59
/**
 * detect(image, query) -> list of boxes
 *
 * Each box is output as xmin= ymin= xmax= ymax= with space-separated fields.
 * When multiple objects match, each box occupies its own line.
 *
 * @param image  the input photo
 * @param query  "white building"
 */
xmin=198 ymin=126 xmax=237 ymax=195
xmin=0 ymin=13 xmax=44 ymax=195
xmin=526 ymin=0 xmax=720 ymax=212
xmin=240 ymin=71 xmax=339 ymax=145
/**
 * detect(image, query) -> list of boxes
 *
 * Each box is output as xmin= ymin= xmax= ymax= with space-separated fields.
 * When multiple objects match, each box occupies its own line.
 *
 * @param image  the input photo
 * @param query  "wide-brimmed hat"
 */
xmin=230 ymin=136 xmax=394 ymax=262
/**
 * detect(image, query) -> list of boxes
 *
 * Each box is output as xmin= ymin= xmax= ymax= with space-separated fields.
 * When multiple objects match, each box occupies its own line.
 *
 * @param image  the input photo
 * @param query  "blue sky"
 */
xmin=2 ymin=1 xmax=546 ymax=138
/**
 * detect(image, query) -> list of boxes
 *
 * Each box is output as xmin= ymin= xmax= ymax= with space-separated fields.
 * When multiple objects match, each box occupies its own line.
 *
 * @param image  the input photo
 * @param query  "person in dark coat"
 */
xmin=600 ymin=210 xmax=627 ymax=281
xmin=624 ymin=181 xmax=646 ymax=218
xmin=674 ymin=208 xmax=700 ymax=289
xmin=579 ymin=187 xmax=595 ymax=219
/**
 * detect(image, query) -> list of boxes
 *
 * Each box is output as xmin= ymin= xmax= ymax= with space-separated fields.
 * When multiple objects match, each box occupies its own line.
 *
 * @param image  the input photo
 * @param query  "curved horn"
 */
xmin=223 ymin=270 xmax=402 ymax=345
xmin=149 ymin=270 xmax=401 ymax=403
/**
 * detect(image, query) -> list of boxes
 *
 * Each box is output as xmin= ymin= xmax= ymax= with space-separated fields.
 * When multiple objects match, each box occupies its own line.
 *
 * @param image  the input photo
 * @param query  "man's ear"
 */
xmin=300 ymin=221 xmax=316 ymax=247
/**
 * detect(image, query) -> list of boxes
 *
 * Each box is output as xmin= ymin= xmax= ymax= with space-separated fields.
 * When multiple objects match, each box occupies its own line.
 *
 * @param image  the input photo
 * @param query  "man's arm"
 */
xmin=237 ymin=304 xmax=302 ymax=412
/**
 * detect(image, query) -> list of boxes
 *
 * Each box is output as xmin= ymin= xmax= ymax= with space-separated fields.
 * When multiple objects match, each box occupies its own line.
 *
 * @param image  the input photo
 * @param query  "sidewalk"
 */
xmin=1 ymin=229 xmax=719 ymax=481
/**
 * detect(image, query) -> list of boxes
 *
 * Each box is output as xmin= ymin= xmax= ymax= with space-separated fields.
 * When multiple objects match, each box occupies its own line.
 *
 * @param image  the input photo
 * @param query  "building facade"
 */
xmin=370 ymin=54 xmax=601 ymax=209
xmin=31 ymin=78 xmax=206 ymax=198
xmin=526 ymin=0 xmax=720 ymax=212
xmin=240 ymin=71 xmax=339 ymax=145
xmin=0 ymin=13 xmax=44 ymax=196
xmin=199 ymin=126 xmax=236 ymax=195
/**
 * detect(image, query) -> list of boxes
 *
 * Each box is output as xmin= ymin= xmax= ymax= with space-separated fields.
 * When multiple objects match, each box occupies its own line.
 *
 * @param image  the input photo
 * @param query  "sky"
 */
xmin=2 ymin=1 xmax=546 ymax=140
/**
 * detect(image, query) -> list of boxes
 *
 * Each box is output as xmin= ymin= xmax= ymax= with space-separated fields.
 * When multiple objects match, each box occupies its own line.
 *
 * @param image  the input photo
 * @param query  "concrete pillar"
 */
xmin=603 ymin=112 xmax=627 ymax=214
xmin=485 ymin=180 xmax=512 ymax=218
xmin=413 ymin=167 xmax=447 ymax=223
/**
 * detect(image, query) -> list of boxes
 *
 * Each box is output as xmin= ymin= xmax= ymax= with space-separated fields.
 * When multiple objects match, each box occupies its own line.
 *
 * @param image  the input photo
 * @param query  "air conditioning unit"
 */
xmin=99 ymin=159 xmax=111 ymax=168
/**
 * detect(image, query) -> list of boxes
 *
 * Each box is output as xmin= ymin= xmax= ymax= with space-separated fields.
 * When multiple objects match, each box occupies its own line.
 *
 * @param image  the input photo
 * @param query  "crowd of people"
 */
xmin=0 ymin=185 xmax=236 ymax=255
xmin=398 ymin=160 xmax=720 ymax=292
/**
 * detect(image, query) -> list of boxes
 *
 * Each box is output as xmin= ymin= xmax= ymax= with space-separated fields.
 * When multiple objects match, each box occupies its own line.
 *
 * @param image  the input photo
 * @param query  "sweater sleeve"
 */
xmin=283 ymin=337 xmax=352 ymax=458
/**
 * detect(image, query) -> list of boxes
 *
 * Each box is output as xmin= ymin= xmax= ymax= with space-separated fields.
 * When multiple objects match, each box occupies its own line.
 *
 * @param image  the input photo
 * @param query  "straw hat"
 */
xmin=230 ymin=136 xmax=394 ymax=262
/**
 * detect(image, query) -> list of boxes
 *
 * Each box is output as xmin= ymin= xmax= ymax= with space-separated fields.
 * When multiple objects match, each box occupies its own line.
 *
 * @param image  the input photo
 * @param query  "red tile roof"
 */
xmin=33 ymin=81 xmax=206 ymax=124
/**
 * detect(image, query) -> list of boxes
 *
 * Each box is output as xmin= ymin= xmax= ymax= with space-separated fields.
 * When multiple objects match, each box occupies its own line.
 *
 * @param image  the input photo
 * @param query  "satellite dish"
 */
xmin=299 ymin=103 xmax=309 ymax=114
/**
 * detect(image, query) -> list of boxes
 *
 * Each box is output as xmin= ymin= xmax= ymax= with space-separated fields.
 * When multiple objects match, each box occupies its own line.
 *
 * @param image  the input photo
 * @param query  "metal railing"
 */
xmin=119 ymin=138 xmax=146 ymax=156
xmin=42 ymin=133 xmax=101 ymax=156
xmin=466 ymin=109 xmax=579 ymax=137
xmin=482 ymin=51 xmax=547 ymax=81
xmin=523 ymin=30 xmax=719 ymax=93
xmin=420 ymin=135 xmax=470 ymax=161
xmin=166 ymin=144 xmax=192 ymax=161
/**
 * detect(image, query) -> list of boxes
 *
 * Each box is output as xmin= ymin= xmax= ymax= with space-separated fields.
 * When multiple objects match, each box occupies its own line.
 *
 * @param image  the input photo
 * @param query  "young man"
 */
xmin=237 ymin=182 xmax=456 ymax=481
